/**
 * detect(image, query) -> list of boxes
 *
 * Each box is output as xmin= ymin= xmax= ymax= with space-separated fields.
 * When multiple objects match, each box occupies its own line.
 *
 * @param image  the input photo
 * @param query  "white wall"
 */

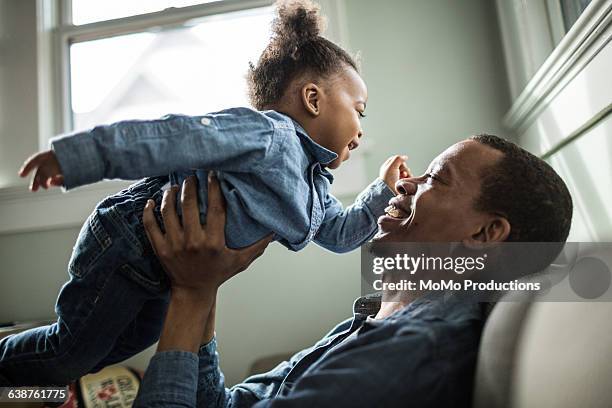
xmin=0 ymin=0 xmax=511 ymax=385
xmin=345 ymin=0 xmax=512 ymax=177
xmin=0 ymin=0 xmax=39 ymax=188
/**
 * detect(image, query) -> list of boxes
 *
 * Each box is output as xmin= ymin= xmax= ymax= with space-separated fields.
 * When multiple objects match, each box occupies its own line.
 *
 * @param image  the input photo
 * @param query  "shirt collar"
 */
xmin=353 ymin=293 xmax=382 ymax=317
xmin=352 ymin=291 xmax=474 ymax=321
xmin=291 ymin=119 xmax=338 ymax=165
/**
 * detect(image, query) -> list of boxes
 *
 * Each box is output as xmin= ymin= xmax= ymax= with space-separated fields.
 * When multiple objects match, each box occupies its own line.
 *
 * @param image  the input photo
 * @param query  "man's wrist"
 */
xmin=171 ymin=286 xmax=217 ymax=304
xmin=156 ymin=287 xmax=216 ymax=353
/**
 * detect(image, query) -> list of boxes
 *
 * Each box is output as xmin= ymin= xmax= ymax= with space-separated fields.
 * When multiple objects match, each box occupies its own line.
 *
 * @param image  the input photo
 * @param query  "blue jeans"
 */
xmin=0 ymin=177 xmax=171 ymax=385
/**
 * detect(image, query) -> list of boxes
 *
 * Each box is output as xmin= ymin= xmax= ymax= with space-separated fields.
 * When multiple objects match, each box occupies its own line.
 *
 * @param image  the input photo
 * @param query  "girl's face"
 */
xmin=310 ymin=67 xmax=368 ymax=169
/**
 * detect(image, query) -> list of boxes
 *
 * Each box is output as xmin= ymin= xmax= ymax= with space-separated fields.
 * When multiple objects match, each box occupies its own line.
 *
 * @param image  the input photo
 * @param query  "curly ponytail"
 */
xmin=247 ymin=0 xmax=358 ymax=110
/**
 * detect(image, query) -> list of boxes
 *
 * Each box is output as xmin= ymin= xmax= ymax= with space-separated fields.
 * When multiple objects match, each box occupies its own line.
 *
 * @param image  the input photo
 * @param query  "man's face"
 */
xmin=373 ymin=140 xmax=504 ymax=243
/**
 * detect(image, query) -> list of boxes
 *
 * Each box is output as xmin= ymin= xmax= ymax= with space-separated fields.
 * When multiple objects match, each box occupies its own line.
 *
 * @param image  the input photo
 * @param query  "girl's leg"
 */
xmin=90 ymin=294 xmax=170 ymax=372
xmin=0 ymin=210 xmax=166 ymax=385
xmin=0 ymin=269 xmax=163 ymax=385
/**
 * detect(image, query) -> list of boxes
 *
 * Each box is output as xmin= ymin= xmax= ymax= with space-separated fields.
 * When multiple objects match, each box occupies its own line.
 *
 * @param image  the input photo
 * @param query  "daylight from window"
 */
xmin=70 ymin=6 xmax=274 ymax=131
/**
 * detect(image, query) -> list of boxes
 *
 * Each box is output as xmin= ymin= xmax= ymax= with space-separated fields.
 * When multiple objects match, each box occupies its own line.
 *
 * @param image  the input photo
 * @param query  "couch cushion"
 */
xmin=511 ymin=300 xmax=612 ymax=407
xmin=473 ymin=297 xmax=534 ymax=408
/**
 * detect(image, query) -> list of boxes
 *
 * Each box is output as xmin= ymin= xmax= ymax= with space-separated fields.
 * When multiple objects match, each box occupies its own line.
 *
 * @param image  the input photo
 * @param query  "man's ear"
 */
xmin=464 ymin=216 xmax=511 ymax=247
xmin=301 ymin=83 xmax=321 ymax=117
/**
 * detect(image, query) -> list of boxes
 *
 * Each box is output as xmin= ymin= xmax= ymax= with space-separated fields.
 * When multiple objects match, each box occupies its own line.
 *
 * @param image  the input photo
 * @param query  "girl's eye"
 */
xmin=358 ymin=111 xmax=366 ymax=118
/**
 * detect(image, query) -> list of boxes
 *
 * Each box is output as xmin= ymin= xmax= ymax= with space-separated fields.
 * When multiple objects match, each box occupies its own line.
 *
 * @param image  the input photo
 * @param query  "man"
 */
xmin=134 ymin=135 xmax=572 ymax=407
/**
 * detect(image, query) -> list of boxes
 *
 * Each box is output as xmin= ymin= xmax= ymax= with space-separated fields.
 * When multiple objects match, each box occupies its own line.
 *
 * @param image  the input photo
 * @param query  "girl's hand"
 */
xmin=19 ymin=150 xmax=64 ymax=191
xmin=379 ymin=155 xmax=411 ymax=194
xmin=142 ymin=173 xmax=273 ymax=297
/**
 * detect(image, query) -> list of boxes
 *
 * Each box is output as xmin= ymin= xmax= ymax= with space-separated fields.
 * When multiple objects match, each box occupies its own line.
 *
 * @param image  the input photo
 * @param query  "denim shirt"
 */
xmin=134 ymin=293 xmax=485 ymax=408
xmin=51 ymin=108 xmax=394 ymax=252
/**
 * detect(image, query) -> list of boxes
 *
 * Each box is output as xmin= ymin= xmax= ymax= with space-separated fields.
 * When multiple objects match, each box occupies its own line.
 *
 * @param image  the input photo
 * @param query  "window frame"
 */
xmin=495 ymin=0 xmax=608 ymax=133
xmin=48 ymin=0 xmax=274 ymax=139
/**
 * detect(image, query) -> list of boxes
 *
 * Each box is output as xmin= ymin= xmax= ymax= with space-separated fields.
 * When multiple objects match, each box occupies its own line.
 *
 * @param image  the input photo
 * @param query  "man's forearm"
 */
xmin=157 ymin=288 xmax=216 ymax=353
xmin=137 ymin=170 xmax=270 ymax=408
xmin=135 ymin=288 xmax=216 ymax=408
xmin=202 ymin=298 xmax=216 ymax=346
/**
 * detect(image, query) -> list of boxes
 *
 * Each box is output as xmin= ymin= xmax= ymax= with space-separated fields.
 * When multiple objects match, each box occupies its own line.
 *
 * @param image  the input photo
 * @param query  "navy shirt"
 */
xmin=51 ymin=108 xmax=394 ymax=252
xmin=134 ymin=293 xmax=486 ymax=408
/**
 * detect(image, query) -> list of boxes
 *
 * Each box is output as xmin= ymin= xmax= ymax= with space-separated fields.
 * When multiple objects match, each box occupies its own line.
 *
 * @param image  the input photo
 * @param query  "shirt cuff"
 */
xmin=198 ymin=336 xmax=217 ymax=356
xmin=51 ymin=131 xmax=105 ymax=190
xmin=197 ymin=336 xmax=219 ymax=369
xmin=135 ymin=350 xmax=199 ymax=408
xmin=357 ymin=178 xmax=395 ymax=217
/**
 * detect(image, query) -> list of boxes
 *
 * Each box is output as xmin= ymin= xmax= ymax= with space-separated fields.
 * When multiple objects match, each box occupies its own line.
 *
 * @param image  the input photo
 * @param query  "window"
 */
xmin=56 ymin=0 xmax=274 ymax=132
xmin=496 ymin=0 xmax=598 ymax=101
xmin=559 ymin=0 xmax=593 ymax=31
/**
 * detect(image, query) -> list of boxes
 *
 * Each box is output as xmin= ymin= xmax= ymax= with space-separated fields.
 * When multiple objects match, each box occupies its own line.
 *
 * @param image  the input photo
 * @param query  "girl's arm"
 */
xmin=48 ymin=108 xmax=279 ymax=190
xmin=314 ymin=155 xmax=408 ymax=253
xmin=313 ymin=178 xmax=395 ymax=253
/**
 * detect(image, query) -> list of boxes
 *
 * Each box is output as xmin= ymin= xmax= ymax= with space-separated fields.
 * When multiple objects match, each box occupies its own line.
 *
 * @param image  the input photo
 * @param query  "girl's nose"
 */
xmin=395 ymin=178 xmax=418 ymax=196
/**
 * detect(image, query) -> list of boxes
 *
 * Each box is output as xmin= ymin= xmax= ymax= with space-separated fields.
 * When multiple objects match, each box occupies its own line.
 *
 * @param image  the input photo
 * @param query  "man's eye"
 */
xmin=426 ymin=173 xmax=438 ymax=182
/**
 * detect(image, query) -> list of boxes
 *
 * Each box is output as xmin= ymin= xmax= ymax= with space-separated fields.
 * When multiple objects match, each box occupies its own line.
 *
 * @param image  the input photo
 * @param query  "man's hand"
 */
xmin=142 ymin=173 xmax=273 ymax=297
xmin=379 ymin=155 xmax=411 ymax=194
xmin=19 ymin=150 xmax=64 ymax=191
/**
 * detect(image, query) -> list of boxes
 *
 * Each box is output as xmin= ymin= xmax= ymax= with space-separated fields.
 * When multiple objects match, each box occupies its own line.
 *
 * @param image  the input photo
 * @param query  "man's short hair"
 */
xmin=470 ymin=134 xmax=573 ymax=243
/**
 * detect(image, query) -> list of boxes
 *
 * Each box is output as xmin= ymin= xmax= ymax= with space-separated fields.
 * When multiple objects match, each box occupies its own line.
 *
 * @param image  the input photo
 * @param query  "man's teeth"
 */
xmin=385 ymin=205 xmax=402 ymax=218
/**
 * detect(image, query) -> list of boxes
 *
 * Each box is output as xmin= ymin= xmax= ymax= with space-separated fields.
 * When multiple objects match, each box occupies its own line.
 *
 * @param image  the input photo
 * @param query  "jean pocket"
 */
xmin=68 ymin=211 xmax=112 ymax=278
xmin=118 ymin=263 xmax=169 ymax=294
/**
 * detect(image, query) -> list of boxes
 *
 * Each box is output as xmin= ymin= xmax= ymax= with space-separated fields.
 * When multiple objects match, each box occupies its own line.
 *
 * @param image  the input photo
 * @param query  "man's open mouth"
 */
xmin=384 ymin=203 xmax=411 ymax=219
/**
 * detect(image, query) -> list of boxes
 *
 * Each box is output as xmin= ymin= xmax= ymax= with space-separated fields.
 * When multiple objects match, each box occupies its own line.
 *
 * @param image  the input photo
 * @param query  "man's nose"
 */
xmin=395 ymin=178 xmax=417 ymax=196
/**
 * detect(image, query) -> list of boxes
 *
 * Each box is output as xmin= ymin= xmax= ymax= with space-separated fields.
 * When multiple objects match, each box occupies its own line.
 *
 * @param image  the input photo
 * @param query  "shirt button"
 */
xmin=200 ymin=117 xmax=211 ymax=125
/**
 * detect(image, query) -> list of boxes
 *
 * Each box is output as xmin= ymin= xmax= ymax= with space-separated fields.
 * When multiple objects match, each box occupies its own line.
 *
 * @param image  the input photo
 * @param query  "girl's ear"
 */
xmin=463 ymin=216 xmax=511 ymax=247
xmin=301 ymin=83 xmax=321 ymax=116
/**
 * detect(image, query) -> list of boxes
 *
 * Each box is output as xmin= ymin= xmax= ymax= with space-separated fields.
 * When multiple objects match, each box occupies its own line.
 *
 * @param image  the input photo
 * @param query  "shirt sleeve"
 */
xmin=133 ymin=350 xmax=199 ymax=408
xmin=50 ymin=108 xmax=278 ymax=190
xmin=196 ymin=319 xmax=354 ymax=408
xmin=250 ymin=324 xmax=458 ymax=408
xmin=195 ymin=338 xmax=314 ymax=408
xmin=313 ymin=178 xmax=395 ymax=253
